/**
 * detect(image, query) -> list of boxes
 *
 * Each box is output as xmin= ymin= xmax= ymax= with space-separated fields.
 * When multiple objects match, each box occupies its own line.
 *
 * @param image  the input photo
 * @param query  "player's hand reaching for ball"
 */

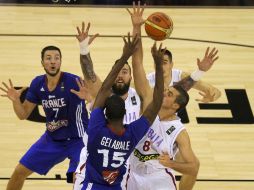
xmin=126 ymin=1 xmax=146 ymax=27
xmin=151 ymin=42 xmax=166 ymax=67
xmin=121 ymin=32 xmax=139 ymax=60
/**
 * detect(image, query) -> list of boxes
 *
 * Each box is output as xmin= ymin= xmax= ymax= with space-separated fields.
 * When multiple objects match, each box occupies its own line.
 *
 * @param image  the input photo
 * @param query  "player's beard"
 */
xmin=44 ymin=68 xmax=60 ymax=77
xmin=112 ymin=80 xmax=131 ymax=96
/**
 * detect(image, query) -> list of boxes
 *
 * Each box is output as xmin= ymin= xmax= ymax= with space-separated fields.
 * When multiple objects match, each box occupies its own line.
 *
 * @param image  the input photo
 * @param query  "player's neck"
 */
xmin=164 ymin=72 xmax=172 ymax=86
xmin=107 ymin=121 xmax=125 ymax=136
xmin=46 ymin=72 xmax=62 ymax=91
xmin=158 ymin=108 xmax=177 ymax=121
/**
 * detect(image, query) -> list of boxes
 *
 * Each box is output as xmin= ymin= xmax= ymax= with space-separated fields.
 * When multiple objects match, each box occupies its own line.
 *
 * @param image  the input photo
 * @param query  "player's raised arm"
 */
xmin=127 ymin=1 xmax=152 ymax=112
xmin=175 ymin=47 xmax=219 ymax=91
xmin=0 ymin=79 xmax=35 ymax=120
xmin=142 ymin=43 xmax=164 ymax=125
xmin=76 ymin=21 xmax=101 ymax=99
xmin=180 ymin=46 xmax=221 ymax=102
xmin=92 ymin=33 xmax=139 ymax=110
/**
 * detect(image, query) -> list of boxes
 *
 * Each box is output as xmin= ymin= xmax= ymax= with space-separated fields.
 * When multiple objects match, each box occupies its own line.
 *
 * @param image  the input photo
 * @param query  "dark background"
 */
xmin=0 ymin=0 xmax=254 ymax=6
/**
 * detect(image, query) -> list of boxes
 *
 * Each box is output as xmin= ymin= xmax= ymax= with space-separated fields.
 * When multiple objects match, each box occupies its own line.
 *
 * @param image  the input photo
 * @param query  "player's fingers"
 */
xmin=9 ymin=79 xmax=13 ymax=88
xmin=140 ymin=3 xmax=146 ymax=15
xmin=122 ymin=35 xmax=127 ymax=45
xmin=208 ymin=47 xmax=216 ymax=57
xmin=126 ymin=8 xmax=132 ymax=15
xmin=158 ymin=43 xmax=163 ymax=51
xmin=75 ymin=78 xmax=82 ymax=88
xmin=70 ymin=89 xmax=79 ymax=95
xmin=0 ymin=87 xmax=8 ymax=93
xmin=127 ymin=32 xmax=131 ymax=43
xmin=211 ymin=49 xmax=218 ymax=59
xmin=82 ymin=21 xmax=85 ymax=33
xmin=76 ymin=26 xmax=81 ymax=36
xmin=212 ymin=56 xmax=219 ymax=63
xmin=2 ymin=82 xmax=10 ymax=90
xmin=86 ymin=22 xmax=91 ymax=33
xmin=198 ymin=91 xmax=206 ymax=97
xmin=133 ymin=1 xmax=136 ymax=13
xmin=89 ymin=33 xmax=99 ymax=45
xmin=137 ymin=1 xmax=140 ymax=12
xmin=205 ymin=47 xmax=209 ymax=57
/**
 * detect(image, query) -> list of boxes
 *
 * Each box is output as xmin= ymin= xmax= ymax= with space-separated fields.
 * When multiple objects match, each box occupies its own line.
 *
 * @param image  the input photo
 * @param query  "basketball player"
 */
xmin=72 ymin=22 xmax=142 ymax=190
xmin=80 ymin=33 xmax=164 ymax=190
xmin=127 ymin=1 xmax=221 ymax=103
xmin=0 ymin=46 xmax=89 ymax=190
xmin=126 ymin=2 xmax=218 ymax=190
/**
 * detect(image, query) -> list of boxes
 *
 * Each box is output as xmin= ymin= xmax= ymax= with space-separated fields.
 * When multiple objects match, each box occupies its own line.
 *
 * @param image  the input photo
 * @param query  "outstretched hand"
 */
xmin=0 ymin=79 xmax=26 ymax=102
xmin=196 ymin=86 xmax=221 ymax=103
xmin=197 ymin=47 xmax=219 ymax=71
xmin=122 ymin=32 xmax=140 ymax=59
xmin=126 ymin=1 xmax=146 ymax=27
xmin=76 ymin=21 xmax=99 ymax=45
xmin=151 ymin=42 xmax=166 ymax=66
xmin=70 ymin=78 xmax=93 ymax=102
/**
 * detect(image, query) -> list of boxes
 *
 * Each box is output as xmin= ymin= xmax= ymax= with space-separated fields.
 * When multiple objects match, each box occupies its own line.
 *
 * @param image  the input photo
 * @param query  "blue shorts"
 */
xmin=81 ymin=182 xmax=121 ymax=190
xmin=20 ymin=133 xmax=84 ymax=178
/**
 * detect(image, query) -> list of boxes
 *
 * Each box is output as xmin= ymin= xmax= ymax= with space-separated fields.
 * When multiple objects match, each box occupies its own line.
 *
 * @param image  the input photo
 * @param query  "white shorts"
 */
xmin=126 ymin=169 xmax=177 ymax=190
xmin=73 ymin=133 xmax=88 ymax=190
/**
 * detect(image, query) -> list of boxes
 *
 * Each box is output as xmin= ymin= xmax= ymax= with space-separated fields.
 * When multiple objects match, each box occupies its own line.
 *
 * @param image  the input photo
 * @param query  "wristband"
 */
xmin=79 ymin=37 xmax=90 ymax=55
xmin=190 ymin=69 xmax=205 ymax=81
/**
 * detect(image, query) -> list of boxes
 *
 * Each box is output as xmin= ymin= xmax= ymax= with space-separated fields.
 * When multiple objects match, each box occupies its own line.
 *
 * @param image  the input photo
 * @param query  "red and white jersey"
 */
xmin=146 ymin=69 xmax=182 ymax=87
xmin=129 ymin=116 xmax=185 ymax=174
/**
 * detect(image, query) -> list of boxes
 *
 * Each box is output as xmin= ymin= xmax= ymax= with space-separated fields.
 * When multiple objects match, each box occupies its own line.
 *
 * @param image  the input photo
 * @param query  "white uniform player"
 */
xmin=127 ymin=116 xmax=185 ymax=190
xmin=74 ymin=87 xmax=141 ymax=190
xmin=146 ymin=69 xmax=182 ymax=87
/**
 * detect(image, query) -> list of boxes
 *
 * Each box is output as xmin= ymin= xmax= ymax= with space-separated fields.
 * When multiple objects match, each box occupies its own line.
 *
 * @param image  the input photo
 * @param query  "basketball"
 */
xmin=145 ymin=12 xmax=173 ymax=41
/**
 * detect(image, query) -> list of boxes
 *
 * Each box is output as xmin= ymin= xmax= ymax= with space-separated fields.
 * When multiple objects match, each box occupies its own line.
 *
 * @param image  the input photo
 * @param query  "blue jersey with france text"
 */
xmin=85 ymin=108 xmax=150 ymax=188
xmin=25 ymin=72 xmax=88 ymax=140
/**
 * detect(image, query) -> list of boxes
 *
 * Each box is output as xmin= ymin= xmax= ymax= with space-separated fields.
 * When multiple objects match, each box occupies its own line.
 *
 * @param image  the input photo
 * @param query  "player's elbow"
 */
xmin=192 ymin=158 xmax=200 ymax=177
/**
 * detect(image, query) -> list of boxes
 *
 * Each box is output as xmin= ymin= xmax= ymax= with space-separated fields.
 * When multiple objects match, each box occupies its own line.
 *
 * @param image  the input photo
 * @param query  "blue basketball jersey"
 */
xmin=84 ymin=108 xmax=150 ymax=188
xmin=25 ymin=72 xmax=88 ymax=140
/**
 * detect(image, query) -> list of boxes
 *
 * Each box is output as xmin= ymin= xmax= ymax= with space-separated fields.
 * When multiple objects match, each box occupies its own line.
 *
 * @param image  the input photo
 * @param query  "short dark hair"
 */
xmin=41 ymin=46 xmax=62 ymax=60
xmin=161 ymin=48 xmax=172 ymax=63
xmin=105 ymin=94 xmax=126 ymax=121
xmin=173 ymin=85 xmax=189 ymax=112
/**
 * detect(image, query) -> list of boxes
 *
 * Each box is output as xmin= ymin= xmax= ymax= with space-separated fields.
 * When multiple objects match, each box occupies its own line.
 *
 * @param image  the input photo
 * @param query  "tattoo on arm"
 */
xmin=80 ymin=54 xmax=97 ymax=82
xmin=176 ymin=76 xmax=196 ymax=91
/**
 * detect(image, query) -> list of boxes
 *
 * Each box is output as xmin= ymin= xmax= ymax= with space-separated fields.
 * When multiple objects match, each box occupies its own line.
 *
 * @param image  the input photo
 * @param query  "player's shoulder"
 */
xmin=62 ymin=72 xmax=79 ymax=80
xmin=160 ymin=118 xmax=185 ymax=132
xmin=31 ymin=74 xmax=45 ymax=84
xmin=128 ymin=87 xmax=138 ymax=95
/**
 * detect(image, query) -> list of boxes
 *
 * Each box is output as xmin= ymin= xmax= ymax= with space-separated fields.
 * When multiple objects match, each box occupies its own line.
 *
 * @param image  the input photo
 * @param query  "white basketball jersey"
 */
xmin=123 ymin=87 xmax=141 ymax=124
xmin=146 ymin=69 xmax=182 ymax=87
xmin=129 ymin=116 xmax=185 ymax=174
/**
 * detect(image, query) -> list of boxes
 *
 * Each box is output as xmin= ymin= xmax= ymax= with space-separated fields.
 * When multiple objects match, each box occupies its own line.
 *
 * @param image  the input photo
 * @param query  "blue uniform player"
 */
xmin=81 ymin=34 xmax=165 ymax=190
xmin=0 ymin=46 xmax=88 ymax=190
